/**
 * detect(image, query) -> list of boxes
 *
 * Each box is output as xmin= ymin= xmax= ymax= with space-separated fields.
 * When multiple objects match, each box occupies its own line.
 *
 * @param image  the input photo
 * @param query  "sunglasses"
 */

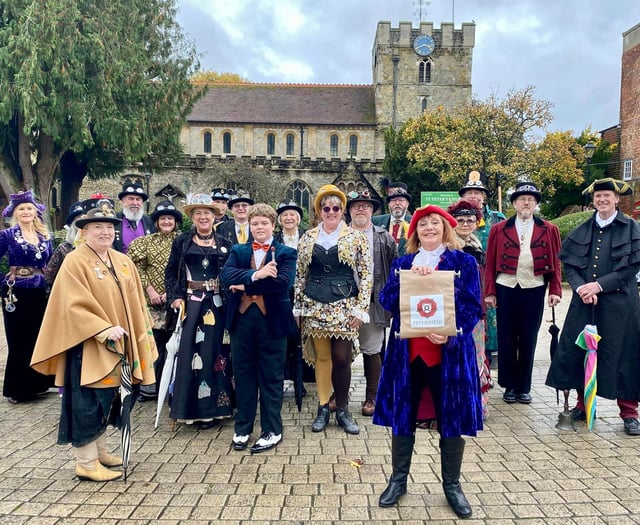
xmin=322 ymin=206 xmax=341 ymax=213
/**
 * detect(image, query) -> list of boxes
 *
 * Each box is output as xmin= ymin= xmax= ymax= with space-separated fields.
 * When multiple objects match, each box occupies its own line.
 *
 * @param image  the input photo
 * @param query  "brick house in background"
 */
xmin=620 ymin=22 xmax=640 ymax=216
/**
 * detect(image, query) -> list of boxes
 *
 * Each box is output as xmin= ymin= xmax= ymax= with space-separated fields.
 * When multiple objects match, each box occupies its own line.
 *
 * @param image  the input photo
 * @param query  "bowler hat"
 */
xmin=151 ymin=200 xmax=183 ymax=223
xmin=276 ymin=200 xmax=303 ymax=217
xmin=313 ymin=184 xmax=347 ymax=215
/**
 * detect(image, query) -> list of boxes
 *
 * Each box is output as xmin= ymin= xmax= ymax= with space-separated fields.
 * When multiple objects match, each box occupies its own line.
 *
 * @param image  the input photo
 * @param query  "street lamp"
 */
xmin=583 ymin=142 xmax=596 ymax=173
xmin=583 ymin=142 xmax=596 ymax=210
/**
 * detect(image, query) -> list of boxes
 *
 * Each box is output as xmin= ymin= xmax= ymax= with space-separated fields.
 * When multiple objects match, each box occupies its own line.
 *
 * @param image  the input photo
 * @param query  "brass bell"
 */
xmin=556 ymin=389 xmax=576 ymax=431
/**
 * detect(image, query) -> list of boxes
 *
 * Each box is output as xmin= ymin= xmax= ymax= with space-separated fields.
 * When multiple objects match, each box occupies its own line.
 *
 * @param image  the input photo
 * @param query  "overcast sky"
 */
xmin=176 ymin=0 xmax=640 ymax=136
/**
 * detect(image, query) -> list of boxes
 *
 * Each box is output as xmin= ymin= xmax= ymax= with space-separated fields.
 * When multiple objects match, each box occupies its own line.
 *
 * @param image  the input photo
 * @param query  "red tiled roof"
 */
xmin=187 ymin=83 xmax=377 ymax=126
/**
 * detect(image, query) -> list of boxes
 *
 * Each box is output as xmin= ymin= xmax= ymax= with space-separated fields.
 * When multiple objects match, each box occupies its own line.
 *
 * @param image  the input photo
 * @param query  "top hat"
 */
xmin=510 ymin=181 xmax=541 ymax=203
xmin=75 ymin=198 xmax=122 ymax=228
xmin=458 ymin=169 xmax=490 ymax=197
xmin=211 ymin=187 xmax=231 ymax=201
xmin=228 ymin=192 xmax=254 ymax=207
xmin=65 ymin=201 xmax=85 ymax=226
xmin=118 ymin=181 xmax=148 ymax=202
xmin=346 ymin=190 xmax=380 ymax=213
xmin=386 ymin=188 xmax=413 ymax=204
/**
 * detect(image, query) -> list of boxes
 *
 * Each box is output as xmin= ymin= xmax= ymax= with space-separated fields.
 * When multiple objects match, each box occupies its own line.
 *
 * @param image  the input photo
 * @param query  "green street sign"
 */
xmin=420 ymin=191 xmax=460 ymax=208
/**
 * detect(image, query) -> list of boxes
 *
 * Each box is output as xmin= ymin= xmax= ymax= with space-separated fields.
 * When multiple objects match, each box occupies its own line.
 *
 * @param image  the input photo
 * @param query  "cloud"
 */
xmin=176 ymin=0 xmax=640 ymax=132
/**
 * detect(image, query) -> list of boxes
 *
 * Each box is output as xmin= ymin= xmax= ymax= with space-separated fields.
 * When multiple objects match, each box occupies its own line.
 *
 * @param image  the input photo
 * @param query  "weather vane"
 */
xmin=413 ymin=0 xmax=431 ymax=23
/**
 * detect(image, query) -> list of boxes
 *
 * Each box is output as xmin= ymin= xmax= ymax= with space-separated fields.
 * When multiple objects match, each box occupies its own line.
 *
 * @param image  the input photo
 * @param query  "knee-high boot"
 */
xmin=379 ymin=434 xmax=415 ymax=507
xmin=440 ymin=437 xmax=472 ymax=519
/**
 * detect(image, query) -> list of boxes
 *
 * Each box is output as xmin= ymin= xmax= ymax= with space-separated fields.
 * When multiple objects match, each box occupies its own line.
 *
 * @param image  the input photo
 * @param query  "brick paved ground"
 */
xmin=1 ymin=284 xmax=639 ymax=524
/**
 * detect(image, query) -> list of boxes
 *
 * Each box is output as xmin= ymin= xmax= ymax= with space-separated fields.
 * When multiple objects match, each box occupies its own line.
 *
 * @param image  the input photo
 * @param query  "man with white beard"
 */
xmin=372 ymin=186 xmax=412 ymax=256
xmin=484 ymin=182 xmax=561 ymax=405
xmin=113 ymin=180 xmax=155 ymax=254
xmin=347 ymin=191 xmax=397 ymax=416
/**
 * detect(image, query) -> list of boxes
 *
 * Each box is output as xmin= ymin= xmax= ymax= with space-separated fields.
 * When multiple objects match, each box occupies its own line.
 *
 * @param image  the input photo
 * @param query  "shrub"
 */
xmin=551 ymin=211 xmax=592 ymax=240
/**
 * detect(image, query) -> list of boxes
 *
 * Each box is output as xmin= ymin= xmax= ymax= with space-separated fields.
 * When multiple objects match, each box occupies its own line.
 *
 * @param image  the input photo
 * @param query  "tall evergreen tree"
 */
xmin=0 ymin=0 xmax=202 ymax=225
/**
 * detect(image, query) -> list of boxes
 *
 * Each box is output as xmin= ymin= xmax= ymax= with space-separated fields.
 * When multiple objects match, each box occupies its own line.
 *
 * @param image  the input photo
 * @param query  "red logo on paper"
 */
xmin=416 ymin=297 xmax=437 ymax=318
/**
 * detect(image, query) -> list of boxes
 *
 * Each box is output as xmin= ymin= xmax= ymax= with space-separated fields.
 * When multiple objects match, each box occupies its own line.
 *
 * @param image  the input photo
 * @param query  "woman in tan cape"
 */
xmin=31 ymin=198 xmax=157 ymax=482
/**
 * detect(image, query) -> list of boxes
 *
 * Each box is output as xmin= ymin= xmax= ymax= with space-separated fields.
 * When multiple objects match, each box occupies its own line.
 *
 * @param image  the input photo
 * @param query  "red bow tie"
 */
xmin=252 ymin=242 xmax=271 ymax=252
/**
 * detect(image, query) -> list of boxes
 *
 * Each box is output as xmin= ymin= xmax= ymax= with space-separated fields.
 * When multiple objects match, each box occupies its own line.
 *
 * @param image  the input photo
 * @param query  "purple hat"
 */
xmin=2 ymin=190 xmax=46 ymax=218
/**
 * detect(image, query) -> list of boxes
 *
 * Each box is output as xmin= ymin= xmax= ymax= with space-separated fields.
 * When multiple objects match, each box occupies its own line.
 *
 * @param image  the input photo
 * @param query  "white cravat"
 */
xmin=595 ymin=212 xmax=616 ymax=228
xmin=412 ymin=245 xmax=446 ymax=270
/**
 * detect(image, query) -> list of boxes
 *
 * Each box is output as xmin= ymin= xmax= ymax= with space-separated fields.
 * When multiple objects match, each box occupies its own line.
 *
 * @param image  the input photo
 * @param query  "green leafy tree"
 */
xmin=191 ymin=71 xmax=250 ymax=83
xmin=397 ymin=87 xmax=584 ymax=215
xmin=0 ymin=0 xmax=202 ymax=226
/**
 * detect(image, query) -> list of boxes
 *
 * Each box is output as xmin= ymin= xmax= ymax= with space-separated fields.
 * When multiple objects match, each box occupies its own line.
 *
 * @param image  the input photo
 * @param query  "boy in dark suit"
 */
xmin=221 ymin=203 xmax=298 ymax=453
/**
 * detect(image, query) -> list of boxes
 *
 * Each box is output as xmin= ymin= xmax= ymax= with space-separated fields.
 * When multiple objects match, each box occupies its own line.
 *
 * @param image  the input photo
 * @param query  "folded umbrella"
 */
xmin=575 ymin=322 xmax=600 ymax=432
xmin=107 ymin=337 xmax=134 ymax=482
xmin=155 ymin=304 xmax=184 ymax=428
xmin=548 ymin=306 xmax=561 ymax=403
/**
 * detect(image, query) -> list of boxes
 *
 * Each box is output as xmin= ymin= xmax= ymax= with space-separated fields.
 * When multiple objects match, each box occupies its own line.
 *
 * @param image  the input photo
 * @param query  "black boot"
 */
xmin=336 ymin=408 xmax=360 ymax=435
xmin=379 ymin=434 xmax=415 ymax=507
xmin=311 ymin=403 xmax=330 ymax=432
xmin=440 ymin=437 xmax=472 ymax=519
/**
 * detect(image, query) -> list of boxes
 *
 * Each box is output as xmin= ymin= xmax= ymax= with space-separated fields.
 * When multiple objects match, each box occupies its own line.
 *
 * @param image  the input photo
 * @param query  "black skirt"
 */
xmin=57 ymin=346 xmax=119 ymax=448
xmin=2 ymin=286 xmax=54 ymax=401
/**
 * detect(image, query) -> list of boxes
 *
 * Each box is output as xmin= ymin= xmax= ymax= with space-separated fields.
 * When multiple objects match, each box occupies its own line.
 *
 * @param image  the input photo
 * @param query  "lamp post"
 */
xmin=583 ymin=142 xmax=596 ymax=210
xmin=583 ymin=142 xmax=596 ymax=176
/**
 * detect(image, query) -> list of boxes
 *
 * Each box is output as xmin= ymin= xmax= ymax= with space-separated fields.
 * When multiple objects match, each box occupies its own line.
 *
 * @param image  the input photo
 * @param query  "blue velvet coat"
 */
xmin=373 ymin=248 xmax=484 ymax=438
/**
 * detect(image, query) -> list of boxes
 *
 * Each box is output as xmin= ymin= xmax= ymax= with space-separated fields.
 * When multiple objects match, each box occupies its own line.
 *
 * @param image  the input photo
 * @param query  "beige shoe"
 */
xmin=75 ymin=460 xmax=122 ymax=482
xmin=98 ymin=452 xmax=123 ymax=467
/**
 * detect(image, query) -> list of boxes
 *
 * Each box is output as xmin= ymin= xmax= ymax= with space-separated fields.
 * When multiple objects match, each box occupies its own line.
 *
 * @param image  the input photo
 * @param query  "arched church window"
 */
xmin=286 ymin=133 xmax=295 ymax=156
xmin=286 ymin=180 xmax=311 ymax=216
xmin=203 ymin=131 xmax=212 ymax=153
xmin=267 ymin=133 xmax=275 ymax=155
xmin=348 ymin=135 xmax=358 ymax=157
xmin=330 ymin=134 xmax=339 ymax=157
xmin=222 ymin=132 xmax=232 ymax=154
xmin=418 ymin=59 xmax=431 ymax=83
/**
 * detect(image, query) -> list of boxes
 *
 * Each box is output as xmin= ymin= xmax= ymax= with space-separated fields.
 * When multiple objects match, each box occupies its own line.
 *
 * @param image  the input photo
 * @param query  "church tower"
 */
xmin=372 ymin=21 xmax=475 ymax=129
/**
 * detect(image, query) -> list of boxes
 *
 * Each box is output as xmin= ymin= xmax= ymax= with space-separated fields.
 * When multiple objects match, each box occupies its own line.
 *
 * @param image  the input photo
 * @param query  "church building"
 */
xmin=97 ymin=21 xmax=476 ymax=215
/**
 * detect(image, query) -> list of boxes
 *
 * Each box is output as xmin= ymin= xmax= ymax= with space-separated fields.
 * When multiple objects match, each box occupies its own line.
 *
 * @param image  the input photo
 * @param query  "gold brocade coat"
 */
xmin=293 ymin=222 xmax=372 ymax=363
xmin=31 ymin=243 xmax=158 ymax=388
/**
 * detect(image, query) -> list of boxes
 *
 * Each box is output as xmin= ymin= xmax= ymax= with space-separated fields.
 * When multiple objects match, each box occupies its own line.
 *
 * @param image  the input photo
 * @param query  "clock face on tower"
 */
xmin=413 ymin=34 xmax=435 ymax=56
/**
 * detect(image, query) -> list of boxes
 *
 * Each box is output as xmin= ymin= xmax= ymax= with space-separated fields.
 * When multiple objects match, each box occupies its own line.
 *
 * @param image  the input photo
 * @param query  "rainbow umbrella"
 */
xmin=575 ymin=324 xmax=601 ymax=431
